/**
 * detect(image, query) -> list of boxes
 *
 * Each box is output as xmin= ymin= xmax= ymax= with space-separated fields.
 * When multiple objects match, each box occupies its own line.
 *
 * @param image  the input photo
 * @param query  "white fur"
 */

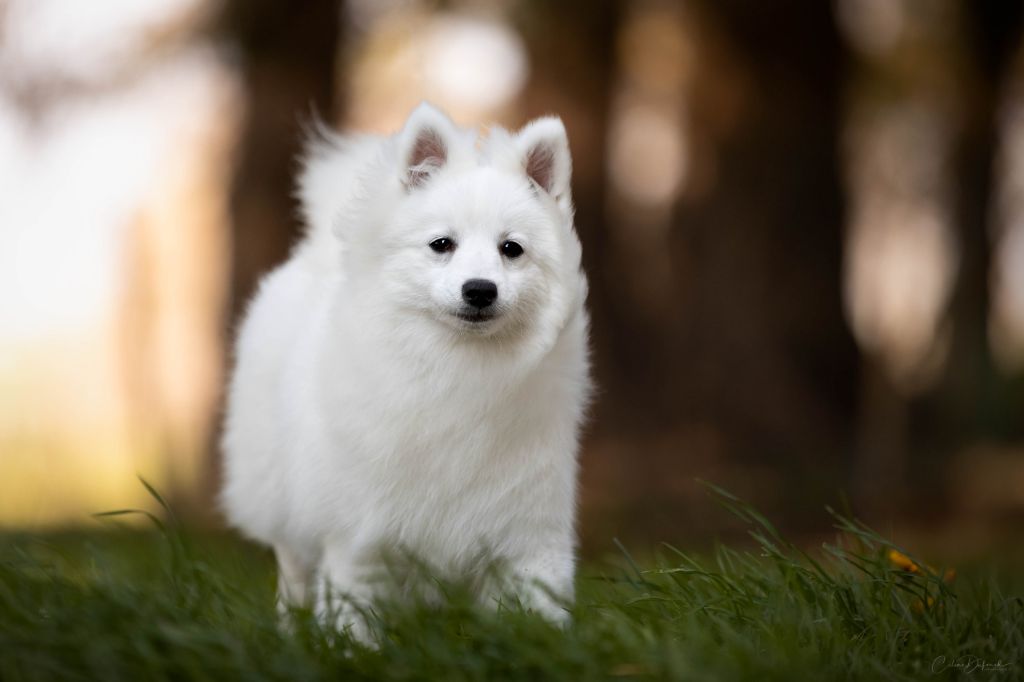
xmin=220 ymin=103 xmax=591 ymax=632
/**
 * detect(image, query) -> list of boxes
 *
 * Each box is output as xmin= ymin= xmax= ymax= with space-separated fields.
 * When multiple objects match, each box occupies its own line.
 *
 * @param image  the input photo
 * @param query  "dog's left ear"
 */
xmin=516 ymin=116 xmax=572 ymax=205
xmin=398 ymin=102 xmax=460 ymax=189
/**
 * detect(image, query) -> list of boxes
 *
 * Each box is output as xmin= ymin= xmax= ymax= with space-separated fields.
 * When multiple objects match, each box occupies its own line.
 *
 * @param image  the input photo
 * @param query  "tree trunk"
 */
xmin=928 ymin=1 xmax=1023 ymax=451
xmin=217 ymin=0 xmax=342 ymax=320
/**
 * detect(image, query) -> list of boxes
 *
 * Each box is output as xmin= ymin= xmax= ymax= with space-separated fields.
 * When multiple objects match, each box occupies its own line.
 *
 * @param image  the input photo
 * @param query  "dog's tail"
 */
xmin=293 ymin=118 xmax=385 ymax=271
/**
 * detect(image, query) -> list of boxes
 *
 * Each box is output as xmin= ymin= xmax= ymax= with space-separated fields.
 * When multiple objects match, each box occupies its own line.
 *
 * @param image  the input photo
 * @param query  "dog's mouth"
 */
xmin=453 ymin=309 xmax=497 ymax=324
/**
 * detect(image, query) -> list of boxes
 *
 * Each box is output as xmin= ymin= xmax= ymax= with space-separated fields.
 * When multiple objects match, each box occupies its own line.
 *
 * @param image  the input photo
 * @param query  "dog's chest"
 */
xmin=329 ymin=362 xmax=551 ymax=541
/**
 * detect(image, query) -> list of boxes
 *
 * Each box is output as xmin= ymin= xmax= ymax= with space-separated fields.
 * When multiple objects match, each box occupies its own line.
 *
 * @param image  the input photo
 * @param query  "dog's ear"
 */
xmin=398 ymin=102 xmax=460 ymax=189
xmin=515 ymin=116 xmax=572 ymax=204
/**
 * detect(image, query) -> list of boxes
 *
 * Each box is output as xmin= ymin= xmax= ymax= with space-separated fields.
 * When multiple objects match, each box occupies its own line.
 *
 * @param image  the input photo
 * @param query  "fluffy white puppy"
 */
xmin=220 ymin=103 xmax=591 ymax=632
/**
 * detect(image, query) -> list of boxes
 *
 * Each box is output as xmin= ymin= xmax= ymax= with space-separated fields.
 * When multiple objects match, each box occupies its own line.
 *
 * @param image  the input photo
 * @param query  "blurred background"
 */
xmin=1 ymin=0 xmax=1023 ymax=558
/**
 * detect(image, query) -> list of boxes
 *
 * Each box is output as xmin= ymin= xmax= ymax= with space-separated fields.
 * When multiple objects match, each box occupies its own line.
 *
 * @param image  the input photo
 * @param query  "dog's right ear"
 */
xmin=513 ymin=116 xmax=573 ymax=218
xmin=397 ymin=102 xmax=459 ymax=190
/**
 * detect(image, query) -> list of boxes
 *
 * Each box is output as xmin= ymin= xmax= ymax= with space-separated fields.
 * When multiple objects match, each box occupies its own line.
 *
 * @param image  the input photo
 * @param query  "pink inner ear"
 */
xmin=407 ymin=128 xmax=447 ymax=188
xmin=525 ymin=143 xmax=556 ymax=194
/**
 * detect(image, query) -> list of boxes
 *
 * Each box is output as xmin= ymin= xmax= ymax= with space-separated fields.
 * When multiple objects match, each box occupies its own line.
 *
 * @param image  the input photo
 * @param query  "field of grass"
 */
xmin=1 ymin=486 xmax=1021 ymax=681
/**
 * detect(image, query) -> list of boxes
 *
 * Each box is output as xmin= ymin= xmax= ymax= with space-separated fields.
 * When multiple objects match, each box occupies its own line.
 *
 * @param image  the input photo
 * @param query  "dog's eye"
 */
xmin=429 ymin=237 xmax=455 ymax=254
xmin=500 ymin=240 xmax=524 ymax=259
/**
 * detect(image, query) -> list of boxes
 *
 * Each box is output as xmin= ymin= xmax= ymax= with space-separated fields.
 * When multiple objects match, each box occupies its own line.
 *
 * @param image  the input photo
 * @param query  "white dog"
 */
xmin=220 ymin=103 xmax=591 ymax=633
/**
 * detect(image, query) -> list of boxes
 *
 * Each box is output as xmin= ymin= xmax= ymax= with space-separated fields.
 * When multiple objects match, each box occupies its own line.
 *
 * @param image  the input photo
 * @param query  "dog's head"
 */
xmin=338 ymin=103 xmax=584 ymax=347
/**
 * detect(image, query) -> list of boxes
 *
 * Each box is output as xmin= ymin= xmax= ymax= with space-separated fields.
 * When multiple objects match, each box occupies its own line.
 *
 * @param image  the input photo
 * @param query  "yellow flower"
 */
xmin=888 ymin=550 xmax=955 ymax=583
xmin=911 ymin=596 xmax=936 ymax=614
xmin=888 ymin=549 xmax=921 ymax=573
xmin=889 ymin=549 xmax=956 ymax=613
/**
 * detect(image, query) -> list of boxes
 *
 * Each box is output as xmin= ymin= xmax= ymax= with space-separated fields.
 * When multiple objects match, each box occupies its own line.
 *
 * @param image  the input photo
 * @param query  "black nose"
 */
xmin=462 ymin=279 xmax=498 ymax=309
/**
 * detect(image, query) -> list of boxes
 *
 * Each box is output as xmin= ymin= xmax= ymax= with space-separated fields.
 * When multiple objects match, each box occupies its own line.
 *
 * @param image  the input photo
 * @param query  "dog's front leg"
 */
xmin=274 ymin=544 xmax=319 ymax=616
xmin=314 ymin=541 xmax=379 ymax=644
xmin=506 ymin=548 xmax=575 ymax=624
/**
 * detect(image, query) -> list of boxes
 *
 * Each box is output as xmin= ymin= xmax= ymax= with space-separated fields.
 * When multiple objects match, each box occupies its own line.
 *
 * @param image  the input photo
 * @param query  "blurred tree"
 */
xmin=929 ymin=0 xmax=1024 ymax=446
xmin=664 ymin=0 xmax=859 ymax=524
xmin=213 ymin=0 xmax=342 ymax=320
xmin=840 ymin=0 xmax=964 ymax=518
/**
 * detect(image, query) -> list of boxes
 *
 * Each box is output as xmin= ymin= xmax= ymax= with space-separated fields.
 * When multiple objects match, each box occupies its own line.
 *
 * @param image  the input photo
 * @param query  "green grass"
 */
xmin=1 ymin=485 xmax=1021 ymax=681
